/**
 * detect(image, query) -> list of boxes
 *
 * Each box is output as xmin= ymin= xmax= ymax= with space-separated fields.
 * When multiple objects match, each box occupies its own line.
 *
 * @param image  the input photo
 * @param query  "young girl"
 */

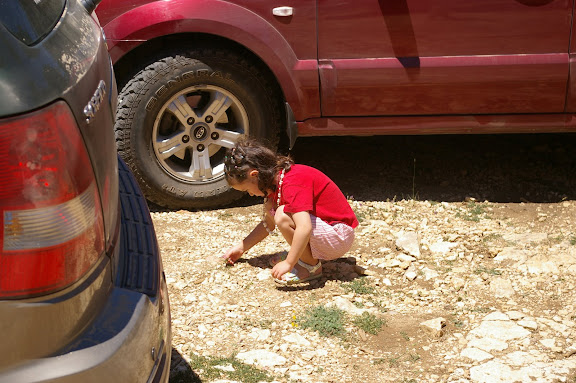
xmin=221 ymin=139 xmax=358 ymax=285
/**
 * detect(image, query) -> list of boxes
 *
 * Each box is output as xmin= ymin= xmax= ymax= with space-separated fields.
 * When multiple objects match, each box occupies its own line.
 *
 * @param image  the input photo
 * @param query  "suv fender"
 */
xmin=101 ymin=0 xmax=319 ymax=120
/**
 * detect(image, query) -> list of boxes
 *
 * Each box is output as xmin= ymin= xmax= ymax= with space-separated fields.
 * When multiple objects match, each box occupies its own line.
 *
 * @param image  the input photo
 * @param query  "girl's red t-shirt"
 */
xmin=275 ymin=164 xmax=359 ymax=228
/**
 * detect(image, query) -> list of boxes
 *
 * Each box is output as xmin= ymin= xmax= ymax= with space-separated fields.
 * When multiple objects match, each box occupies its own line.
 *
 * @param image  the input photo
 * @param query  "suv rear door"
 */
xmin=318 ymin=0 xmax=572 ymax=117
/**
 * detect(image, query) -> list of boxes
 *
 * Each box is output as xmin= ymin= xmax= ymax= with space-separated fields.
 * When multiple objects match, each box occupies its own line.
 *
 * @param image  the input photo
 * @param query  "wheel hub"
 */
xmin=192 ymin=124 xmax=209 ymax=141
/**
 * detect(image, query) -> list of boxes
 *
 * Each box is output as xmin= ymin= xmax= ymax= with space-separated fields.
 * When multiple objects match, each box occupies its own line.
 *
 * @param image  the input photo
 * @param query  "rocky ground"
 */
xmin=155 ymin=134 xmax=576 ymax=383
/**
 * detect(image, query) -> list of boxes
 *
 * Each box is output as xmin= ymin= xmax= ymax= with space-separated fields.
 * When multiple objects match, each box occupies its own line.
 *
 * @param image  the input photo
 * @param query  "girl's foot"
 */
xmin=274 ymin=259 xmax=322 ymax=285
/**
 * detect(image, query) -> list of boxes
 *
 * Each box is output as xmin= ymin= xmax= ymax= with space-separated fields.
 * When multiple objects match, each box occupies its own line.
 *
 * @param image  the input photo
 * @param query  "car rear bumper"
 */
xmin=0 ymin=285 xmax=171 ymax=383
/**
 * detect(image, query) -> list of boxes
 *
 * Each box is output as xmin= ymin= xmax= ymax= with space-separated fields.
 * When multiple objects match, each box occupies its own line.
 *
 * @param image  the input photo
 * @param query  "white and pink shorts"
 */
xmin=309 ymin=215 xmax=355 ymax=261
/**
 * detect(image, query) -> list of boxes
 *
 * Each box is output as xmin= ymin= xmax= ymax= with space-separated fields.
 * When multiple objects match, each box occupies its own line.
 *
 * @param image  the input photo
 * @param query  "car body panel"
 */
xmin=297 ymin=113 xmax=576 ymax=136
xmin=564 ymin=5 xmax=576 ymax=112
xmin=97 ymin=0 xmax=321 ymax=120
xmin=317 ymin=0 xmax=571 ymax=116
xmin=0 ymin=288 xmax=170 ymax=383
xmin=0 ymin=258 xmax=111 ymax=371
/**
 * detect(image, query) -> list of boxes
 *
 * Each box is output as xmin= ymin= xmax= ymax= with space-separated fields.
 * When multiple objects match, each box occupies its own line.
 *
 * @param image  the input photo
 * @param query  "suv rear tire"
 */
xmin=115 ymin=50 xmax=283 ymax=209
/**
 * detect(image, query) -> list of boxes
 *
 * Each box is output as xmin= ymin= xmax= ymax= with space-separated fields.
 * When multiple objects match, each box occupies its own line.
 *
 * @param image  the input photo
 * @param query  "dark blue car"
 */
xmin=0 ymin=1 xmax=171 ymax=381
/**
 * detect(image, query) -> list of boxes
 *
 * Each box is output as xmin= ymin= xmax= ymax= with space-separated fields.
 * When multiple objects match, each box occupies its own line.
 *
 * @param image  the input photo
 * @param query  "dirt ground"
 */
xmin=153 ymin=134 xmax=576 ymax=383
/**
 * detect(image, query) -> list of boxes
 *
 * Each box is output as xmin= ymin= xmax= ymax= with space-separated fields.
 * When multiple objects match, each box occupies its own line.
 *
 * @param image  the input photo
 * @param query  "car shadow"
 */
xmin=289 ymin=133 xmax=576 ymax=204
xmin=169 ymin=347 xmax=201 ymax=383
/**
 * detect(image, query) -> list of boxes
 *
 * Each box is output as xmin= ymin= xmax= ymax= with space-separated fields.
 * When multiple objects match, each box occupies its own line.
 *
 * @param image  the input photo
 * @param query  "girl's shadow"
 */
xmin=242 ymin=251 xmax=363 ymax=291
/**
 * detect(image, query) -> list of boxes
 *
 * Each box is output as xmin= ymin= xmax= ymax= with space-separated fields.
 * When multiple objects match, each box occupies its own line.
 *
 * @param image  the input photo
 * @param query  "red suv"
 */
xmin=96 ymin=0 xmax=575 ymax=209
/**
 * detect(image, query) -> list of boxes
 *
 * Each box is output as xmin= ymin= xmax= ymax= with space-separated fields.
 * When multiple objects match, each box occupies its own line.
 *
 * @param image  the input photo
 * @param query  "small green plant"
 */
xmin=187 ymin=354 xmax=273 ymax=383
xmin=408 ymin=354 xmax=420 ymax=362
xmin=474 ymin=266 xmax=502 ymax=276
xmin=343 ymin=278 xmax=376 ymax=295
xmin=456 ymin=201 xmax=489 ymax=222
xmin=400 ymin=331 xmax=410 ymax=341
xmin=297 ymin=305 xmax=347 ymax=337
xmin=482 ymin=233 xmax=503 ymax=243
xmin=453 ymin=319 xmax=465 ymax=328
xmin=352 ymin=209 xmax=366 ymax=223
xmin=387 ymin=357 xmax=400 ymax=367
xmin=218 ymin=211 xmax=233 ymax=219
xmin=470 ymin=306 xmax=491 ymax=313
xmin=570 ymin=236 xmax=576 ymax=246
xmin=353 ymin=312 xmax=386 ymax=335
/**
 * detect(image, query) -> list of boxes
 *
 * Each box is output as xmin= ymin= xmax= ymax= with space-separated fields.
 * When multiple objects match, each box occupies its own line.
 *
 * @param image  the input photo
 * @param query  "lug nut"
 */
xmin=197 ymin=144 xmax=205 ymax=152
xmin=211 ymin=132 xmax=219 ymax=140
xmin=205 ymin=115 xmax=213 ymax=123
xmin=187 ymin=117 xmax=195 ymax=125
xmin=182 ymin=135 xmax=190 ymax=143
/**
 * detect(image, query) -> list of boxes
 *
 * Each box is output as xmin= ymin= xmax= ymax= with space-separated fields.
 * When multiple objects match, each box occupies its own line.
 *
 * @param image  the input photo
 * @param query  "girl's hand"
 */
xmin=271 ymin=260 xmax=295 ymax=280
xmin=221 ymin=244 xmax=244 ymax=265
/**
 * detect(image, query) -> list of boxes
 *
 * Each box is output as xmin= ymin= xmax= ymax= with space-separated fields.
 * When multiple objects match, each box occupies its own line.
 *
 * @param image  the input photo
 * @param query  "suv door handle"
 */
xmin=273 ymin=6 xmax=293 ymax=16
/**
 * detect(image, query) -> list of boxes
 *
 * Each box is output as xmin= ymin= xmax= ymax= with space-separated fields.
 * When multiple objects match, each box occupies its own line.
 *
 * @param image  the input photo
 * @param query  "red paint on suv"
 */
xmin=97 ymin=0 xmax=576 ymax=209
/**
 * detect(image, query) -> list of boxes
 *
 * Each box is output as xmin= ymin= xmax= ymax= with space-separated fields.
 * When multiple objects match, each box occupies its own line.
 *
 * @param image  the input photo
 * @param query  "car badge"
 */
xmin=84 ymin=80 xmax=107 ymax=124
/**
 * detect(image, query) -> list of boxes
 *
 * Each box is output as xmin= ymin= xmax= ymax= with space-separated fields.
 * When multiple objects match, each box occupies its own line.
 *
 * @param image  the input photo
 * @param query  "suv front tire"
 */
xmin=115 ymin=50 xmax=283 ymax=209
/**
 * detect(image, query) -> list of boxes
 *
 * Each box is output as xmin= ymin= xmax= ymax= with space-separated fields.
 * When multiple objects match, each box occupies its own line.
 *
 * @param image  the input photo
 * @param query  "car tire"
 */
xmin=115 ymin=50 xmax=283 ymax=209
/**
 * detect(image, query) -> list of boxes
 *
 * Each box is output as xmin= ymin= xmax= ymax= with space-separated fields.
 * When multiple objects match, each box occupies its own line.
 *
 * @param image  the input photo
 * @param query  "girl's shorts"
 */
xmin=309 ymin=215 xmax=355 ymax=261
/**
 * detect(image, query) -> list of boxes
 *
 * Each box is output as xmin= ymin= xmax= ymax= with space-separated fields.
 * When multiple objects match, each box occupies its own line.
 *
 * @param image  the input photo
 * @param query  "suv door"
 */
xmin=318 ymin=0 xmax=572 ymax=116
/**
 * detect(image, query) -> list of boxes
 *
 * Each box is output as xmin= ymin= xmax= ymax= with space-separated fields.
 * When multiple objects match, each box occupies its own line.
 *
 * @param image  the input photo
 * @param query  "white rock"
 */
xmin=470 ymin=361 xmax=522 ymax=383
xmin=518 ymin=318 xmax=538 ymax=331
xmin=524 ymin=254 xmax=561 ymax=274
xmin=282 ymin=333 xmax=311 ymax=347
xmin=404 ymin=270 xmax=418 ymax=280
xmin=429 ymin=241 xmax=458 ymax=255
xmin=213 ymin=363 xmax=235 ymax=372
xmin=460 ymin=347 xmax=494 ymax=362
xmin=396 ymin=253 xmax=416 ymax=262
xmin=248 ymin=328 xmax=271 ymax=342
xmin=483 ymin=311 xmax=510 ymax=321
xmin=236 ymin=349 xmax=287 ymax=367
xmin=256 ymin=269 xmax=271 ymax=281
xmin=420 ymin=317 xmax=445 ymax=337
xmin=468 ymin=337 xmax=508 ymax=352
xmin=540 ymin=338 xmax=557 ymax=349
xmin=494 ymin=248 xmax=530 ymax=264
xmin=470 ymin=319 xmax=531 ymax=341
xmin=395 ymin=231 xmax=421 ymax=258
xmin=505 ymin=311 xmax=525 ymax=320
xmin=489 ymin=277 xmax=516 ymax=298
xmin=328 ymin=296 xmax=370 ymax=316
xmin=421 ymin=267 xmax=439 ymax=280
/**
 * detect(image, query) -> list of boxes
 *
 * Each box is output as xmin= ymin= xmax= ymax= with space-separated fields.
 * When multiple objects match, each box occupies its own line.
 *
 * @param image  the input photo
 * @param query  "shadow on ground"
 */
xmin=289 ymin=133 xmax=576 ymax=204
xmin=169 ymin=347 xmax=200 ymax=383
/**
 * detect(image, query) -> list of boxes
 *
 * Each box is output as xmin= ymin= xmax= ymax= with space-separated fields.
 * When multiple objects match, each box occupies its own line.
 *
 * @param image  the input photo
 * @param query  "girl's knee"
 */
xmin=274 ymin=205 xmax=292 ymax=229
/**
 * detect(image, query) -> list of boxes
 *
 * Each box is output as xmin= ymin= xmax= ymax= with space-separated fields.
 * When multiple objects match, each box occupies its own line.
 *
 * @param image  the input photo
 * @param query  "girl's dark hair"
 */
xmin=224 ymin=138 xmax=293 ymax=194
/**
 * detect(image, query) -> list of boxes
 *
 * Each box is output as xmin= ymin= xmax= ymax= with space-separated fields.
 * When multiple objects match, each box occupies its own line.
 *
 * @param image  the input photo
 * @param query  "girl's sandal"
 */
xmin=274 ymin=260 xmax=323 ymax=285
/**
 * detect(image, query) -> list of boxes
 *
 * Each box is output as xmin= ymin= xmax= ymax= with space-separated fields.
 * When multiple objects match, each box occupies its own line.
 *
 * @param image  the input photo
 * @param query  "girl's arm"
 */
xmin=222 ymin=198 xmax=275 ymax=264
xmin=271 ymin=211 xmax=312 ymax=279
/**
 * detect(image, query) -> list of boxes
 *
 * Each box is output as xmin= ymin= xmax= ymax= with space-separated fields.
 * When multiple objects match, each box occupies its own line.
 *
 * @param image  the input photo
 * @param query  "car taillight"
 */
xmin=0 ymin=101 xmax=104 ymax=299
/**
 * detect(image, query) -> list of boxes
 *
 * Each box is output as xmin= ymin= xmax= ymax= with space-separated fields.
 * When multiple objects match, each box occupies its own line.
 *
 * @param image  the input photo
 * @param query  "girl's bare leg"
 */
xmin=274 ymin=206 xmax=318 ymax=265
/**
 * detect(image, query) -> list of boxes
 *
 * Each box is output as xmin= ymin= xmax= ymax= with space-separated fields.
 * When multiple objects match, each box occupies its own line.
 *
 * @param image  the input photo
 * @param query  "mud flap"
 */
xmin=286 ymin=102 xmax=298 ymax=149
